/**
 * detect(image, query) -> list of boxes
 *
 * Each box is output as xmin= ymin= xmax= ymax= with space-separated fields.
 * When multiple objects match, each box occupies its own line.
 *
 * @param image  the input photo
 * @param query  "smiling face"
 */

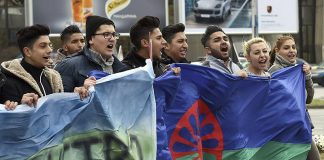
xmin=164 ymin=32 xmax=188 ymax=62
xmin=89 ymin=24 xmax=116 ymax=59
xmin=206 ymin=31 xmax=231 ymax=61
xmin=275 ymin=39 xmax=297 ymax=64
xmin=246 ymin=42 xmax=270 ymax=71
xmin=24 ymin=35 xmax=53 ymax=68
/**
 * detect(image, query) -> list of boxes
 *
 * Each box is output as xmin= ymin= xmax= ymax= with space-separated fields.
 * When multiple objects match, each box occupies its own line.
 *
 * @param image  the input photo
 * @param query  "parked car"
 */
xmin=312 ymin=62 xmax=324 ymax=86
xmin=238 ymin=57 xmax=248 ymax=69
xmin=193 ymin=0 xmax=232 ymax=22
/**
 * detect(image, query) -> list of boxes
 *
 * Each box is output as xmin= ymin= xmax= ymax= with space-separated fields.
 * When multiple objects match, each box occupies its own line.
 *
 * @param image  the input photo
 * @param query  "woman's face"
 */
xmin=276 ymin=39 xmax=297 ymax=63
xmin=246 ymin=42 xmax=269 ymax=71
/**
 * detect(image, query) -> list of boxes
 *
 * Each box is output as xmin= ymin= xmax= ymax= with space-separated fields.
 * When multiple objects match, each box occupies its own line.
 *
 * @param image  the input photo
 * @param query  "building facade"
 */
xmin=0 ymin=0 xmax=323 ymax=63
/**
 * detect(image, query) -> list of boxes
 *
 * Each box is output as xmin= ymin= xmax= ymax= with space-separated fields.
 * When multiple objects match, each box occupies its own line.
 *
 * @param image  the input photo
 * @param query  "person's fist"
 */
xmin=4 ymin=100 xmax=18 ymax=110
xmin=302 ymin=63 xmax=311 ymax=75
xmin=74 ymin=86 xmax=89 ymax=100
xmin=21 ymin=93 xmax=39 ymax=107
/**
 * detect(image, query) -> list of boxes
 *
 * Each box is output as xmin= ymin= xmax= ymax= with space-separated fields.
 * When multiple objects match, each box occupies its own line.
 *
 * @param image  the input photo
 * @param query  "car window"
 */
xmin=319 ymin=62 xmax=324 ymax=68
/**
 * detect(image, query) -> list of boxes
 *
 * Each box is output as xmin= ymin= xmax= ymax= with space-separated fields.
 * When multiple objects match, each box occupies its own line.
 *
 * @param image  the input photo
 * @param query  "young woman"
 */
xmin=269 ymin=35 xmax=313 ymax=103
xmin=269 ymin=35 xmax=320 ymax=160
xmin=242 ymin=37 xmax=270 ymax=77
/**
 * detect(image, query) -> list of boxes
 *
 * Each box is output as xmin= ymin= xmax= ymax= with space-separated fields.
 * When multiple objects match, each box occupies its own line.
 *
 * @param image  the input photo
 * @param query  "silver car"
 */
xmin=312 ymin=62 xmax=324 ymax=86
xmin=193 ymin=0 xmax=232 ymax=22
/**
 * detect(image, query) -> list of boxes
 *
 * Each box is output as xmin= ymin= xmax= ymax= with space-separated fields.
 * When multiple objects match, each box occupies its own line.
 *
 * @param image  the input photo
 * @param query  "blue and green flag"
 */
xmin=0 ymin=62 xmax=312 ymax=160
xmin=154 ymin=64 xmax=311 ymax=160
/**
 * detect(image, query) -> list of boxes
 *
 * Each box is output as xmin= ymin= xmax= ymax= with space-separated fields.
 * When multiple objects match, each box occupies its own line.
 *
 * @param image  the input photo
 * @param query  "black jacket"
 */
xmin=160 ymin=51 xmax=190 ymax=70
xmin=122 ymin=47 xmax=163 ymax=77
xmin=0 ymin=59 xmax=63 ymax=103
xmin=0 ymin=71 xmax=5 ymax=88
xmin=55 ymin=48 xmax=128 ymax=92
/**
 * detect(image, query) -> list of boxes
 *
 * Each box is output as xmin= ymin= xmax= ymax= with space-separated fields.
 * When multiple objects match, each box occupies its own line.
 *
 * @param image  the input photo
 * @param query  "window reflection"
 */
xmin=8 ymin=0 xmax=24 ymax=7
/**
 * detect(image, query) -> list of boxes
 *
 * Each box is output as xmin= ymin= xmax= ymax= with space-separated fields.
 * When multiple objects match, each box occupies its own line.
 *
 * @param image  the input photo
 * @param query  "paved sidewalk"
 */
xmin=309 ymin=109 xmax=324 ymax=135
xmin=314 ymin=84 xmax=324 ymax=100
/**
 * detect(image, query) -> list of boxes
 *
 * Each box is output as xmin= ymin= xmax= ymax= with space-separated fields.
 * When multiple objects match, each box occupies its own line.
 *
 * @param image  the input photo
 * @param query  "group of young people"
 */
xmin=0 ymin=14 xmax=320 ymax=159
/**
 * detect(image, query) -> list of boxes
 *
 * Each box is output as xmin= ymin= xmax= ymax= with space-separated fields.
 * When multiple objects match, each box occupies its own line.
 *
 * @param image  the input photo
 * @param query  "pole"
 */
xmin=251 ymin=0 xmax=258 ymax=38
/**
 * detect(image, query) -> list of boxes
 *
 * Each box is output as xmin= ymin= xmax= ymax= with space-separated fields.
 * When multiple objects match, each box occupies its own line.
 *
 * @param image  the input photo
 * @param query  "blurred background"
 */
xmin=0 ymin=0 xmax=323 ymax=69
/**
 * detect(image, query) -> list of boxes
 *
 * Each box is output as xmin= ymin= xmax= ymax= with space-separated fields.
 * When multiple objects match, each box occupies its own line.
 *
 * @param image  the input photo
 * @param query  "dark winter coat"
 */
xmin=160 ymin=51 xmax=190 ymax=71
xmin=122 ymin=47 xmax=163 ymax=77
xmin=0 ymin=59 xmax=63 ymax=103
xmin=55 ymin=48 xmax=127 ymax=92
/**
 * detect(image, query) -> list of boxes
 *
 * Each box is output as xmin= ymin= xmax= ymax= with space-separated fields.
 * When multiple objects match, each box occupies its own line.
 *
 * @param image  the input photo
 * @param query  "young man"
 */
xmin=55 ymin=15 xmax=127 ymax=92
xmin=161 ymin=23 xmax=189 ymax=67
xmin=122 ymin=16 xmax=166 ymax=77
xmin=0 ymin=24 xmax=64 ymax=109
xmin=201 ymin=25 xmax=246 ymax=77
xmin=53 ymin=25 xmax=85 ymax=65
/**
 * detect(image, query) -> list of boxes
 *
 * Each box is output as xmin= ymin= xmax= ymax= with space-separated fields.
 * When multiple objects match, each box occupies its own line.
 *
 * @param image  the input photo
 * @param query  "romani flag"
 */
xmin=154 ymin=64 xmax=311 ymax=160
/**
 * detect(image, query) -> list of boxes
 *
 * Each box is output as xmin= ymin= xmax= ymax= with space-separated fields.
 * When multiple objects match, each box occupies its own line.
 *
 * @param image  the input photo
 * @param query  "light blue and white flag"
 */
xmin=0 ymin=60 xmax=156 ymax=160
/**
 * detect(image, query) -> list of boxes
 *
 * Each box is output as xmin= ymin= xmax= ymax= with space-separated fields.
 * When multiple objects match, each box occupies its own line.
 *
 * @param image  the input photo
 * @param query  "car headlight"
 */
xmin=215 ymin=4 xmax=221 ymax=8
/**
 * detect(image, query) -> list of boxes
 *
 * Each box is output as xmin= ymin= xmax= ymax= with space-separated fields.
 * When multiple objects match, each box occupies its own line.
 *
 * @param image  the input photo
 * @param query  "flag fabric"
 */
xmin=0 ymin=60 xmax=156 ymax=160
xmin=0 ymin=61 xmax=312 ymax=160
xmin=154 ymin=64 xmax=312 ymax=160
xmin=88 ymin=70 xmax=109 ymax=79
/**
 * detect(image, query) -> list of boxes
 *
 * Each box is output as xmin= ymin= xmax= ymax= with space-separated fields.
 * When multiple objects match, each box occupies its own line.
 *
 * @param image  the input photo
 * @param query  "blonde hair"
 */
xmin=242 ymin=37 xmax=270 ymax=56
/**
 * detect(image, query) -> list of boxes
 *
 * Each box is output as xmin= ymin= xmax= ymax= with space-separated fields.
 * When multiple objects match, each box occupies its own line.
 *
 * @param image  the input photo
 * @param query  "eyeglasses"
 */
xmin=94 ymin=32 xmax=120 ymax=40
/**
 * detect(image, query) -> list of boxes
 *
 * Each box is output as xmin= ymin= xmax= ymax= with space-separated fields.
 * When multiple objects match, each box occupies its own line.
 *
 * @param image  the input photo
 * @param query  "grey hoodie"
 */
xmin=202 ymin=55 xmax=241 ymax=74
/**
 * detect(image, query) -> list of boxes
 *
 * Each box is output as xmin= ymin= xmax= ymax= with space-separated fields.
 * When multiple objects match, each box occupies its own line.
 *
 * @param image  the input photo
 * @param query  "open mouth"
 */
xmin=287 ymin=52 xmax=297 ymax=58
xmin=107 ymin=44 xmax=114 ymax=49
xmin=220 ymin=45 xmax=228 ymax=52
xmin=258 ymin=59 xmax=268 ymax=65
xmin=180 ymin=49 xmax=187 ymax=55
xmin=288 ymin=55 xmax=296 ymax=59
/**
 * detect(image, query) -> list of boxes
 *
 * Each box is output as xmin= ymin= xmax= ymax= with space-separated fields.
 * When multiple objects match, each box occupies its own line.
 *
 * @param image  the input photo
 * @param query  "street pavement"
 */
xmin=309 ymin=109 xmax=324 ymax=135
xmin=314 ymin=84 xmax=324 ymax=100
xmin=310 ymin=85 xmax=324 ymax=135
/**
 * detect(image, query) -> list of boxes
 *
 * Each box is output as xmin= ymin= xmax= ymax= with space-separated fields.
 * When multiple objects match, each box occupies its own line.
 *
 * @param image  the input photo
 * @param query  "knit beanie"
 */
xmin=86 ymin=15 xmax=115 ymax=47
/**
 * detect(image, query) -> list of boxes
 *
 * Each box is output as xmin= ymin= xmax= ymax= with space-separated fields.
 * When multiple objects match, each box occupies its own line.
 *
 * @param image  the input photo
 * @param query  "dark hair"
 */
xmin=201 ymin=25 xmax=225 ymax=47
xmin=16 ymin=24 xmax=50 ymax=56
xmin=60 ymin=25 xmax=82 ymax=42
xmin=86 ymin=15 xmax=115 ymax=47
xmin=269 ymin=35 xmax=295 ymax=66
xmin=162 ymin=23 xmax=185 ymax=43
xmin=269 ymin=50 xmax=276 ymax=66
xmin=130 ymin=16 xmax=160 ymax=49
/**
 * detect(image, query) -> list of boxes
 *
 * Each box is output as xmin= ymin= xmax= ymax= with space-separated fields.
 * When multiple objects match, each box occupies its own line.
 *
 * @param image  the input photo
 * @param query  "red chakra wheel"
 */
xmin=169 ymin=99 xmax=224 ymax=160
